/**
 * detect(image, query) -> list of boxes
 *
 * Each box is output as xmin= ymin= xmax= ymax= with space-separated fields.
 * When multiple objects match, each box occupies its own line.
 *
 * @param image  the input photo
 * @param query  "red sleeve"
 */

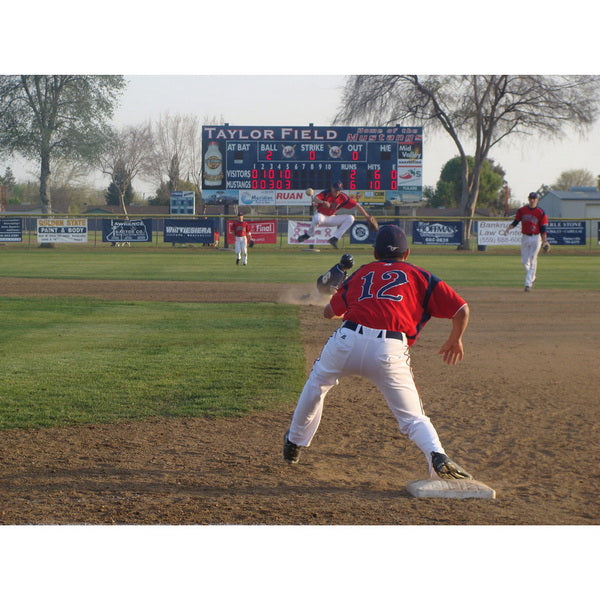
xmin=329 ymin=288 xmax=347 ymax=316
xmin=338 ymin=193 xmax=357 ymax=209
xmin=427 ymin=280 xmax=467 ymax=319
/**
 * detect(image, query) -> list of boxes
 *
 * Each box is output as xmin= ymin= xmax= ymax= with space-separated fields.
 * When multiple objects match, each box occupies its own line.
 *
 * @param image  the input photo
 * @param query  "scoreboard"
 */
xmin=201 ymin=125 xmax=422 ymax=206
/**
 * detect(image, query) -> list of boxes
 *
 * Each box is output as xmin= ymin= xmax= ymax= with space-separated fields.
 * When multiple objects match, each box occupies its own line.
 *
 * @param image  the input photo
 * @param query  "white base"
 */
xmin=406 ymin=478 xmax=496 ymax=499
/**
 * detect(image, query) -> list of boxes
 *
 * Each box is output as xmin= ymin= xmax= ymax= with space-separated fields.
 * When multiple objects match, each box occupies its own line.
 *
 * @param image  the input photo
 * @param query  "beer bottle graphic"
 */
xmin=204 ymin=142 xmax=223 ymax=187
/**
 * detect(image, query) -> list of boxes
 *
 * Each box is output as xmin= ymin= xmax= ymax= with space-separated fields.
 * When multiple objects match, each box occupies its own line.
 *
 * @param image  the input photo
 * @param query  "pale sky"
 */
xmin=110 ymin=74 xmax=600 ymax=203
xmin=5 ymin=2 xmax=598 ymax=207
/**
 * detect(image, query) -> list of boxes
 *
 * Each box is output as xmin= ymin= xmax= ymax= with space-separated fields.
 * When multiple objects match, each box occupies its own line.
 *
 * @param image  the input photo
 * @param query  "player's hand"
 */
xmin=438 ymin=339 xmax=465 ymax=365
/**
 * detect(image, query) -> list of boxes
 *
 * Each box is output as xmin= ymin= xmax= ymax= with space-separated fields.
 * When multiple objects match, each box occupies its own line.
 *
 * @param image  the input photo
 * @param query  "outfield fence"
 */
xmin=1 ymin=214 xmax=599 ymax=251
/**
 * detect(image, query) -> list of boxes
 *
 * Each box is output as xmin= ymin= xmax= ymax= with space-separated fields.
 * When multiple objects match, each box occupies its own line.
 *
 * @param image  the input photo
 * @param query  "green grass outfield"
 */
xmin=1 ymin=246 xmax=597 ymax=430
xmin=0 ymin=245 xmax=599 ymax=289
xmin=0 ymin=298 xmax=305 ymax=430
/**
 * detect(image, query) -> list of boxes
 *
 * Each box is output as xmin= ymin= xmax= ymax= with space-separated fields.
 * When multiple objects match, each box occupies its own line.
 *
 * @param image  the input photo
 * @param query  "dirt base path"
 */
xmin=1 ymin=278 xmax=598 ymax=524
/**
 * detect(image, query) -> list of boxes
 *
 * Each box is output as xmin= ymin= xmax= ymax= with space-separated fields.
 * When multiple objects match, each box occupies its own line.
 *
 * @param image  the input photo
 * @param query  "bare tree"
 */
xmin=146 ymin=112 xmax=225 ymax=199
xmin=334 ymin=75 xmax=600 ymax=248
xmin=0 ymin=75 xmax=125 ymax=213
xmin=95 ymin=124 xmax=153 ymax=216
xmin=146 ymin=112 xmax=199 ymax=192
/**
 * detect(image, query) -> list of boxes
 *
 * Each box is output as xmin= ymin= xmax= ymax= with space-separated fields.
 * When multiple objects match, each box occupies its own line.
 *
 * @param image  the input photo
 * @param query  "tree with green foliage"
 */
xmin=429 ymin=156 xmax=505 ymax=214
xmin=0 ymin=75 xmax=126 ymax=213
xmin=0 ymin=166 xmax=16 ymax=187
xmin=105 ymin=166 xmax=134 ymax=207
xmin=335 ymin=75 xmax=600 ymax=248
xmin=551 ymin=169 xmax=596 ymax=190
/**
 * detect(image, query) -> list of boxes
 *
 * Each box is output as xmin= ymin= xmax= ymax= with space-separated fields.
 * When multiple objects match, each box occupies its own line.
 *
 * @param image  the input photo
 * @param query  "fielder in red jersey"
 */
xmin=297 ymin=180 xmax=373 ymax=249
xmin=232 ymin=212 xmax=253 ymax=266
xmin=504 ymin=191 xmax=549 ymax=291
xmin=283 ymin=225 xmax=474 ymax=481
xmin=313 ymin=187 xmax=358 ymax=216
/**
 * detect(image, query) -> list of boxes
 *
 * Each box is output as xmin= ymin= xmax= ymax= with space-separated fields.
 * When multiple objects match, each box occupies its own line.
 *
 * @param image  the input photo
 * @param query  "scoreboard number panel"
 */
xmin=202 ymin=125 xmax=422 ymax=200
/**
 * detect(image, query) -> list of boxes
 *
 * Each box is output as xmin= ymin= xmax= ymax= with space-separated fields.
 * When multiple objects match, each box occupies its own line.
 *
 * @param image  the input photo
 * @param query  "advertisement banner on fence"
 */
xmin=546 ymin=221 xmax=586 ymax=245
xmin=226 ymin=219 xmax=277 ymax=245
xmin=412 ymin=221 xmax=462 ymax=245
xmin=164 ymin=218 xmax=217 ymax=244
xmin=37 ymin=218 xmax=88 ymax=243
xmin=477 ymin=221 xmax=521 ymax=245
xmin=287 ymin=220 xmax=337 ymax=245
xmin=350 ymin=221 xmax=397 ymax=245
xmin=102 ymin=219 xmax=152 ymax=243
xmin=0 ymin=217 xmax=22 ymax=242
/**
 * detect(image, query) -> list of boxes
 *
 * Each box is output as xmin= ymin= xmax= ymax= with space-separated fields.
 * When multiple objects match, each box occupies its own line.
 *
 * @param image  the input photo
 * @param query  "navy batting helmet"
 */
xmin=340 ymin=253 xmax=354 ymax=269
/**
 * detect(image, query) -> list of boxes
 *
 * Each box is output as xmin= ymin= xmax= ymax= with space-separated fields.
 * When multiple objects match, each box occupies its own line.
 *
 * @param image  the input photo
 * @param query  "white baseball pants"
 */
xmin=520 ymin=234 xmax=542 ymax=287
xmin=235 ymin=236 xmax=248 ymax=264
xmin=287 ymin=324 xmax=446 ymax=477
xmin=307 ymin=212 xmax=355 ymax=239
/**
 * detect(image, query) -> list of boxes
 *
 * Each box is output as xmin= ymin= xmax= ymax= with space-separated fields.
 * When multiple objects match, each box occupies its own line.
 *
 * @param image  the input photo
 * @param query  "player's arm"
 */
xmin=355 ymin=202 xmax=371 ymax=219
xmin=323 ymin=302 xmax=343 ymax=319
xmin=540 ymin=212 xmax=549 ymax=244
xmin=311 ymin=191 xmax=330 ymax=211
xmin=504 ymin=217 xmax=519 ymax=235
xmin=438 ymin=304 xmax=469 ymax=365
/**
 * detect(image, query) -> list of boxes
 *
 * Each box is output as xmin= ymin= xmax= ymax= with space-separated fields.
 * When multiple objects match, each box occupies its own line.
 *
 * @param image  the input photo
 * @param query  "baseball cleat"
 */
xmin=328 ymin=236 xmax=339 ymax=249
xmin=236 ymin=258 xmax=240 ymax=265
xmin=283 ymin=430 xmax=301 ymax=464
xmin=431 ymin=451 xmax=473 ymax=480
xmin=298 ymin=233 xmax=310 ymax=243
xmin=524 ymin=286 xmax=531 ymax=292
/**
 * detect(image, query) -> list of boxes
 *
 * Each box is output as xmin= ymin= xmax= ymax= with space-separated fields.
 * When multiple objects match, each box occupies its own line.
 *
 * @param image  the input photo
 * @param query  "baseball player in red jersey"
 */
xmin=503 ymin=192 xmax=549 ymax=291
xmin=232 ymin=212 xmax=253 ymax=266
xmin=283 ymin=225 xmax=473 ymax=480
xmin=297 ymin=180 xmax=374 ymax=249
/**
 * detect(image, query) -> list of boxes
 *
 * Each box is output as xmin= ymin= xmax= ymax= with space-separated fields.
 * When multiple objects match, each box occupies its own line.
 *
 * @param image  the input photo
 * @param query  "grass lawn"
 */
xmin=0 ymin=246 xmax=597 ymax=431
xmin=1 ymin=246 xmax=598 ymax=289
xmin=0 ymin=297 xmax=305 ymax=430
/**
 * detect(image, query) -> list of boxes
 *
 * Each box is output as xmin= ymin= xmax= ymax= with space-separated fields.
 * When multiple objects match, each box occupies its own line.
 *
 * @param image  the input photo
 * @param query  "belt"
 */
xmin=342 ymin=320 xmax=406 ymax=342
xmin=523 ymin=233 xmax=539 ymax=236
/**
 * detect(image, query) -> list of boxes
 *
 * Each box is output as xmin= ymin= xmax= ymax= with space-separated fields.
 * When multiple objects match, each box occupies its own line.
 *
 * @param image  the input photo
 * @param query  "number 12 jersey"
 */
xmin=329 ymin=259 xmax=467 ymax=346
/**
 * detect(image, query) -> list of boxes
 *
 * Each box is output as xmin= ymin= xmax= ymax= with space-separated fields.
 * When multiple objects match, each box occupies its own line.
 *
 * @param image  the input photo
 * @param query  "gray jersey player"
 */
xmin=316 ymin=254 xmax=354 ymax=295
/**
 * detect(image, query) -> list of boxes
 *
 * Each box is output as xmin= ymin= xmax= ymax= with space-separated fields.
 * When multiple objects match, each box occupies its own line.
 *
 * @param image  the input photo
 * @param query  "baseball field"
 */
xmin=0 ymin=243 xmax=598 ymax=528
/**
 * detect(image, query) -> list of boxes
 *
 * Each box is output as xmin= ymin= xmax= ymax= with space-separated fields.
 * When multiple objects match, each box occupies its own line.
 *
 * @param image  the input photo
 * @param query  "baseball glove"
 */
xmin=366 ymin=215 xmax=379 ymax=232
xmin=248 ymin=239 xmax=255 ymax=248
xmin=541 ymin=241 xmax=550 ymax=254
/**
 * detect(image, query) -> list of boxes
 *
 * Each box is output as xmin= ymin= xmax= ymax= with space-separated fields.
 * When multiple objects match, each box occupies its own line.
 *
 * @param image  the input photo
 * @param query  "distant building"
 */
xmin=540 ymin=187 xmax=600 ymax=238
xmin=541 ymin=186 xmax=600 ymax=219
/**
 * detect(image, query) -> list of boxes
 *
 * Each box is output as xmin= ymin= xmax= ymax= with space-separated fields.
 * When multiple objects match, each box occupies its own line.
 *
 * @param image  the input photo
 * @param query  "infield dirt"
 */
xmin=0 ymin=278 xmax=598 ymax=525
